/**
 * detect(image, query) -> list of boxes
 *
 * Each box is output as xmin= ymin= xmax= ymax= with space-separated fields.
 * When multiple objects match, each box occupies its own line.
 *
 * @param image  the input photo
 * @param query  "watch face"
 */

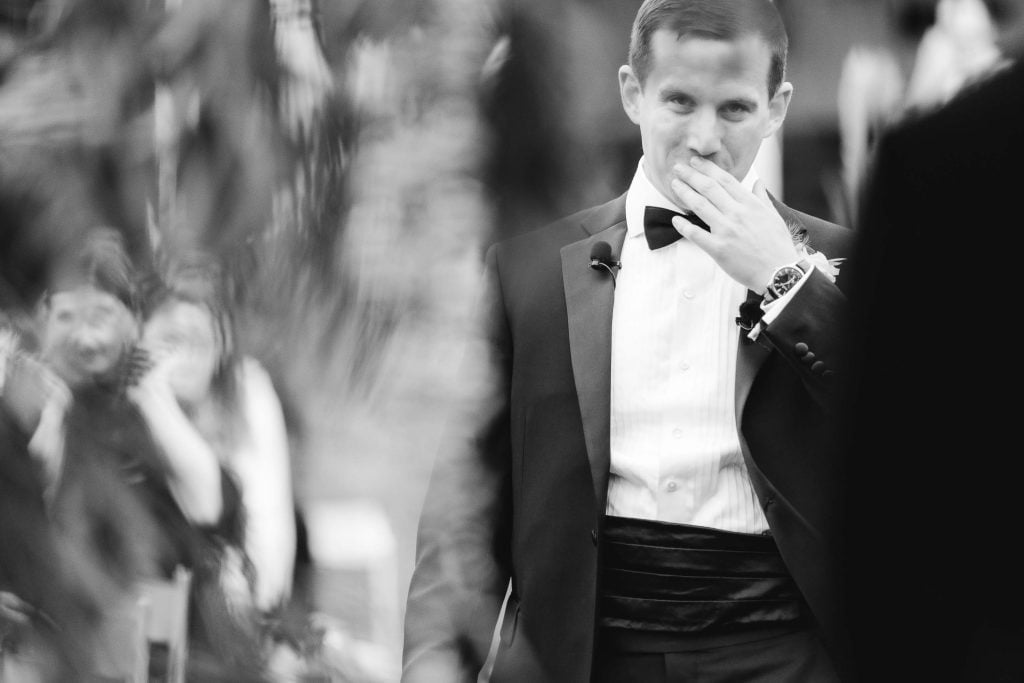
xmin=773 ymin=266 xmax=803 ymax=288
xmin=768 ymin=265 xmax=805 ymax=300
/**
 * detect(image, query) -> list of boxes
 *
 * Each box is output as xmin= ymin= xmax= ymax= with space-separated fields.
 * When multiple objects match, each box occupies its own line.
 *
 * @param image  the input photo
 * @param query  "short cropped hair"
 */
xmin=628 ymin=0 xmax=789 ymax=97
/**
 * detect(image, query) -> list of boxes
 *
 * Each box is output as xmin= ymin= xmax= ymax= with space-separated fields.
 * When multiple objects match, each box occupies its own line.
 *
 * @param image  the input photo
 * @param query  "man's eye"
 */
xmin=669 ymin=100 xmax=696 ymax=115
xmin=721 ymin=104 xmax=751 ymax=119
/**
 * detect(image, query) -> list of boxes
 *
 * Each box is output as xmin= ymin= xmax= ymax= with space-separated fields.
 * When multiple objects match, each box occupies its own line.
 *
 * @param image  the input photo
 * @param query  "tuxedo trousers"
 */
xmin=592 ymin=624 xmax=840 ymax=683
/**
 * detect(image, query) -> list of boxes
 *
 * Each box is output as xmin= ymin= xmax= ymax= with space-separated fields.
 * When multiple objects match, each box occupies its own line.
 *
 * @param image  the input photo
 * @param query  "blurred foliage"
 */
xmin=0 ymin=0 xmax=500 ymax=398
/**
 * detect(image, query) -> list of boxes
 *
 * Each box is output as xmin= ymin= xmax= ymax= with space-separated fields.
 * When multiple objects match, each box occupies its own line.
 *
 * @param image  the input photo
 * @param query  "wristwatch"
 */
xmin=763 ymin=259 xmax=810 ymax=304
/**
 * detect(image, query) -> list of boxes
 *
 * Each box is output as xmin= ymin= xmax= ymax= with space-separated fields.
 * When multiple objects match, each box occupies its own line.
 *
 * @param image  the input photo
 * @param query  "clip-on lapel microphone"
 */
xmin=589 ymin=241 xmax=621 ymax=286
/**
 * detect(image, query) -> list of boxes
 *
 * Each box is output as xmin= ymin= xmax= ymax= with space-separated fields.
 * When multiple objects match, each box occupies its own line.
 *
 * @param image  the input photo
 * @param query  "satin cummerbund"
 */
xmin=599 ymin=515 xmax=807 ymax=634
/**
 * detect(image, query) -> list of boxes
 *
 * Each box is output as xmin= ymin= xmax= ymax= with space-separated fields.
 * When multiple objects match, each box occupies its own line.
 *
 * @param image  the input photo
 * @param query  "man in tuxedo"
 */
xmin=839 ymin=32 xmax=1024 ymax=683
xmin=404 ymin=1 xmax=854 ymax=681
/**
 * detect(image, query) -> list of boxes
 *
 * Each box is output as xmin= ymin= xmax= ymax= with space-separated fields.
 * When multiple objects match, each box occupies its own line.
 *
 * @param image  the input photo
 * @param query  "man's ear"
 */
xmin=764 ymin=81 xmax=793 ymax=139
xmin=619 ymin=65 xmax=643 ymax=125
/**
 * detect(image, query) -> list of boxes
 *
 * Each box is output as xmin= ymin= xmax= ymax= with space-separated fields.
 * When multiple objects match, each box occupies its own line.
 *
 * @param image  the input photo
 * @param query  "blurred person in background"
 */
xmin=36 ymin=228 xmax=221 ymax=579
xmin=1 ymin=315 xmax=100 ymax=681
xmin=838 ymin=3 xmax=1024 ymax=681
xmin=27 ymin=227 xmax=269 ymax=680
xmin=138 ymin=268 xmax=297 ymax=620
xmin=403 ymin=1 xmax=854 ymax=681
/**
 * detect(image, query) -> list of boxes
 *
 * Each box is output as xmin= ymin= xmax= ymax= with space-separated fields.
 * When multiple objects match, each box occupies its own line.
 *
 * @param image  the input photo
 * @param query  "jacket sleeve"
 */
xmin=755 ymin=268 xmax=848 ymax=413
xmin=402 ymin=245 xmax=514 ymax=683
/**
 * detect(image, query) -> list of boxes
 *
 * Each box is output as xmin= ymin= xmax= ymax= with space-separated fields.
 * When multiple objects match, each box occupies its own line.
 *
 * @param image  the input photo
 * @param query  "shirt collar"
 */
xmin=625 ymin=157 xmax=759 ymax=239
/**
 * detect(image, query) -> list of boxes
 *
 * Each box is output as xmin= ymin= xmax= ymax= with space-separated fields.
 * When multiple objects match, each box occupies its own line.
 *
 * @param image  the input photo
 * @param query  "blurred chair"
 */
xmin=137 ymin=566 xmax=192 ymax=683
xmin=304 ymin=498 xmax=400 ymax=659
xmin=90 ymin=594 xmax=149 ymax=683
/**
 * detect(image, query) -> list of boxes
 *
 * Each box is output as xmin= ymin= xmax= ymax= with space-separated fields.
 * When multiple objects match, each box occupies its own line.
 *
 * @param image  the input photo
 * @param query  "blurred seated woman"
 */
xmin=33 ymin=228 xmax=268 ymax=679
xmin=138 ymin=273 xmax=297 ymax=619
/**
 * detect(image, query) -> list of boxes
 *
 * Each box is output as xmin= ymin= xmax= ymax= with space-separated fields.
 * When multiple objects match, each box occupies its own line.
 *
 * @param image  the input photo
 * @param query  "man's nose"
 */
xmin=685 ymin=109 xmax=722 ymax=158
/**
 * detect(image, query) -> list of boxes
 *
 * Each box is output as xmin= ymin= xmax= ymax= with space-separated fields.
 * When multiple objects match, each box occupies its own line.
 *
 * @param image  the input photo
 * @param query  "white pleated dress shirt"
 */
xmin=606 ymin=158 xmax=769 ymax=533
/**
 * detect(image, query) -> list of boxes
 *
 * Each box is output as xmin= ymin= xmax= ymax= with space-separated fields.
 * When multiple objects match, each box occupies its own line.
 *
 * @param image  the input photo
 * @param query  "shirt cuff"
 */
xmin=746 ymin=263 xmax=816 ymax=341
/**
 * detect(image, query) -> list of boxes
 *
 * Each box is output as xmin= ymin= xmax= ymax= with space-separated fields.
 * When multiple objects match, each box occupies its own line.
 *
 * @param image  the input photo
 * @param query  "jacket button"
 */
xmin=591 ymin=529 xmax=598 ymax=546
xmin=801 ymin=351 xmax=816 ymax=364
xmin=794 ymin=342 xmax=809 ymax=355
xmin=811 ymin=360 xmax=826 ymax=374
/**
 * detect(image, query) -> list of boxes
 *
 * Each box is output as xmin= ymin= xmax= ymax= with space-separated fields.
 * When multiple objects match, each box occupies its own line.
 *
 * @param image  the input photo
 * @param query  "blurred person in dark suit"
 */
xmin=839 ymin=9 xmax=1024 ymax=682
xmin=403 ymin=1 xmax=855 ymax=681
xmin=0 ymin=196 xmax=107 ymax=679
xmin=1 ymin=320 xmax=101 ymax=681
xmin=0 ymin=226 xmax=164 ymax=678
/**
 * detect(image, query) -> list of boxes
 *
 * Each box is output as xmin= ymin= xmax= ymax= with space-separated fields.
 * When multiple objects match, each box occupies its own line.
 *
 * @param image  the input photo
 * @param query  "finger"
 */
xmin=672 ymin=215 xmax=715 ymax=251
xmin=670 ymin=178 xmax=727 ymax=227
xmin=673 ymin=163 xmax=734 ymax=212
xmin=689 ymin=157 xmax=748 ymax=201
xmin=753 ymin=180 xmax=774 ymax=207
xmin=142 ymin=346 xmax=171 ymax=368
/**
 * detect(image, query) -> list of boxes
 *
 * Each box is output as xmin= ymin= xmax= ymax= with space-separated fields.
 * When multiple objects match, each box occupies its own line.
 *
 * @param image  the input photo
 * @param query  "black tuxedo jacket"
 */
xmin=404 ymin=192 xmax=854 ymax=683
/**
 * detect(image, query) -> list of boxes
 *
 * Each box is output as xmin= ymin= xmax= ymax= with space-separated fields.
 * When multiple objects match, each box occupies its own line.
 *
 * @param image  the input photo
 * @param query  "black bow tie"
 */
xmin=643 ymin=206 xmax=710 ymax=250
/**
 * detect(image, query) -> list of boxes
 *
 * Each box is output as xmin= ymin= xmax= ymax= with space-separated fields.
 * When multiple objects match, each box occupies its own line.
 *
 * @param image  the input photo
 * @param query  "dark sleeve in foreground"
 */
xmin=402 ymin=245 xmax=514 ymax=683
xmin=838 ymin=59 xmax=1024 ymax=683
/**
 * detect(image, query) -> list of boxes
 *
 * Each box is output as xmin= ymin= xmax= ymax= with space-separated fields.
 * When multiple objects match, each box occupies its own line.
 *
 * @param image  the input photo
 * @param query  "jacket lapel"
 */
xmin=561 ymin=202 xmax=626 ymax=516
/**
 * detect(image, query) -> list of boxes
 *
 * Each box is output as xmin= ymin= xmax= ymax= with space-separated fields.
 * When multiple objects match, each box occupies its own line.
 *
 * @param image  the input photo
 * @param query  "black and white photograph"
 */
xmin=2 ymin=0 xmax=1022 ymax=681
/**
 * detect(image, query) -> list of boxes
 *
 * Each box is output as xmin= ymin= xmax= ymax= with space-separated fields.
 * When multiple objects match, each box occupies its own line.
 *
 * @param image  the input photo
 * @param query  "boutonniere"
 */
xmin=790 ymin=223 xmax=844 ymax=283
xmin=799 ymin=245 xmax=845 ymax=282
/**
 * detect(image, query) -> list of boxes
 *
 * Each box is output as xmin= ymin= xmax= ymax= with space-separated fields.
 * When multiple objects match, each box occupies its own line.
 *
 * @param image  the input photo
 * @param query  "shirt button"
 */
xmin=672 ymin=428 xmax=683 ymax=439
xmin=683 ymin=290 xmax=695 ymax=300
xmin=666 ymin=481 xmax=678 ymax=492
xmin=680 ymin=362 xmax=690 ymax=371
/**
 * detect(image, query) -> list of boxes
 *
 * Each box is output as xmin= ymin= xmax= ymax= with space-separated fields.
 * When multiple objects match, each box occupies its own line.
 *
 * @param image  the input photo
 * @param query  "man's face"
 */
xmin=619 ymin=30 xmax=792 ymax=206
xmin=40 ymin=287 xmax=138 ymax=388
